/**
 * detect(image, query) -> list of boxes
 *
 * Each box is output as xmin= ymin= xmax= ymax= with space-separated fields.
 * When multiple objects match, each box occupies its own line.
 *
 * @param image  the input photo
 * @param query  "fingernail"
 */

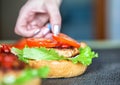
xmin=34 ymin=29 xmax=40 ymax=35
xmin=53 ymin=25 xmax=60 ymax=35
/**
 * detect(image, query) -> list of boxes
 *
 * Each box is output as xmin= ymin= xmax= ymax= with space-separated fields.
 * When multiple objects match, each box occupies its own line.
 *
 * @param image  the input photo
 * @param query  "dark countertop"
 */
xmin=0 ymin=40 xmax=120 ymax=85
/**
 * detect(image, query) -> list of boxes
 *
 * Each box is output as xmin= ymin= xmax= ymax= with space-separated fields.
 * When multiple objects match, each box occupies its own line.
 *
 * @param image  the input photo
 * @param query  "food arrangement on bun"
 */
xmin=11 ymin=33 xmax=98 ymax=78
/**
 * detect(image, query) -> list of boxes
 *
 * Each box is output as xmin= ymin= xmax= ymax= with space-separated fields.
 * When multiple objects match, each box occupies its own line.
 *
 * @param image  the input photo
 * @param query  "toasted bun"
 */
xmin=28 ymin=42 xmax=87 ymax=78
xmin=0 ymin=70 xmax=41 ymax=85
xmin=28 ymin=60 xmax=87 ymax=78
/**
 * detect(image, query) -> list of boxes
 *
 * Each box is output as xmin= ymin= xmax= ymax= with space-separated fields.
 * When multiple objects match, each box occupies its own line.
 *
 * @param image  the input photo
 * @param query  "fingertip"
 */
xmin=33 ymin=27 xmax=50 ymax=38
xmin=52 ymin=24 xmax=61 ymax=35
xmin=33 ymin=29 xmax=41 ymax=36
xmin=15 ymin=26 xmax=41 ymax=37
xmin=47 ymin=4 xmax=62 ymax=35
xmin=47 ymin=23 xmax=61 ymax=35
xmin=25 ymin=29 xmax=41 ymax=37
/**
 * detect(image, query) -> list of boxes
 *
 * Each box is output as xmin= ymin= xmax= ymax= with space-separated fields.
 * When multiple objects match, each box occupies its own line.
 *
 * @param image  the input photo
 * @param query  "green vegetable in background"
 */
xmin=1 ymin=66 xmax=49 ymax=85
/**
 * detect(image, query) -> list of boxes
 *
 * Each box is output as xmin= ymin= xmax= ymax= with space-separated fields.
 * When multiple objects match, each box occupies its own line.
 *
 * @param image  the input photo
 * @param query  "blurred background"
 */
xmin=0 ymin=0 xmax=120 ymax=40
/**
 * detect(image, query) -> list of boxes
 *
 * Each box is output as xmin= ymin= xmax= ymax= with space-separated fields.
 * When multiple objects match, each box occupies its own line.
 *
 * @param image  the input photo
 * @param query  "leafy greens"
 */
xmin=11 ymin=46 xmax=98 ymax=66
xmin=2 ymin=66 xmax=49 ymax=85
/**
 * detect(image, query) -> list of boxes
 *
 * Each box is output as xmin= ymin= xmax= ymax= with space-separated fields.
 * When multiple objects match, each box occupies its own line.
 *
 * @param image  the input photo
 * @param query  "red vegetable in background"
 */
xmin=0 ymin=44 xmax=25 ymax=70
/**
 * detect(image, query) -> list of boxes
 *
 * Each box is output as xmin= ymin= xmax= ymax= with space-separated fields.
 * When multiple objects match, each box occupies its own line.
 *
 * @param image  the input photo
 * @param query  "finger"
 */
xmin=16 ymin=5 xmax=35 ymax=28
xmin=46 ymin=3 xmax=62 ymax=35
xmin=33 ymin=27 xmax=50 ymax=38
xmin=15 ymin=25 xmax=41 ymax=37
xmin=30 ymin=13 xmax=49 ymax=27
xmin=44 ymin=33 xmax=53 ymax=39
xmin=15 ymin=6 xmax=37 ymax=37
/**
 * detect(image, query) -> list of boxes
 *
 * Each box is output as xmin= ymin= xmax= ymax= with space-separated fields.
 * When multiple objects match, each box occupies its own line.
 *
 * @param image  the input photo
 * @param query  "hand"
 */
xmin=15 ymin=0 xmax=62 ymax=38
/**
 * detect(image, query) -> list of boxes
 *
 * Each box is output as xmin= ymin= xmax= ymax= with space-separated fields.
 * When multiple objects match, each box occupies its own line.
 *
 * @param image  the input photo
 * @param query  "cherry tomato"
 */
xmin=53 ymin=33 xmax=80 ymax=48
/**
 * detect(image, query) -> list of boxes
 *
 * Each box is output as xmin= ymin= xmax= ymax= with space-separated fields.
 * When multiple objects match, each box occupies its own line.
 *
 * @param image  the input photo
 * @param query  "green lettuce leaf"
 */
xmin=69 ymin=46 xmax=98 ymax=66
xmin=11 ymin=47 xmax=28 ymax=63
xmin=15 ymin=66 xmax=49 ymax=84
xmin=11 ymin=46 xmax=98 ymax=66
xmin=11 ymin=47 xmax=66 ymax=63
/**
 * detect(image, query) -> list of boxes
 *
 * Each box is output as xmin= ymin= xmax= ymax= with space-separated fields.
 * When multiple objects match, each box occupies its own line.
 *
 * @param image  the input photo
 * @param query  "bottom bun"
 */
xmin=29 ymin=60 xmax=87 ymax=78
xmin=0 ymin=71 xmax=41 ymax=85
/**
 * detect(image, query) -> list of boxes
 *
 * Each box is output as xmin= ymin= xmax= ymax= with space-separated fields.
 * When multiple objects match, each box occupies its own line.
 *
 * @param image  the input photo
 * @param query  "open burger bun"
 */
xmin=29 ymin=60 xmax=87 ymax=78
xmin=28 ymin=42 xmax=87 ymax=78
xmin=0 ymin=71 xmax=41 ymax=85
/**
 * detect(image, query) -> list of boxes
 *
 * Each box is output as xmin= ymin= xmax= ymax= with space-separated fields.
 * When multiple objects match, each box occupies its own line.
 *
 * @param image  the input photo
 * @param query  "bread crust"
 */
xmin=0 ymin=70 xmax=41 ymax=85
xmin=29 ymin=60 xmax=87 ymax=78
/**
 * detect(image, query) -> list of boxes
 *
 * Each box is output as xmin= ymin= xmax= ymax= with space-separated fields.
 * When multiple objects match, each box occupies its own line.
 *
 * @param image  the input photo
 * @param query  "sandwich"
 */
xmin=0 ymin=44 xmax=49 ymax=85
xmin=11 ymin=33 xmax=98 ymax=78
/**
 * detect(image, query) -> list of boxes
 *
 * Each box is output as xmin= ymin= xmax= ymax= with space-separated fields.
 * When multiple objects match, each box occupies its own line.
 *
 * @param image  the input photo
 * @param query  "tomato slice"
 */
xmin=13 ymin=33 xmax=80 ymax=48
xmin=14 ymin=38 xmax=27 ymax=49
xmin=53 ymin=33 xmax=80 ymax=48
xmin=26 ymin=38 xmax=58 ymax=48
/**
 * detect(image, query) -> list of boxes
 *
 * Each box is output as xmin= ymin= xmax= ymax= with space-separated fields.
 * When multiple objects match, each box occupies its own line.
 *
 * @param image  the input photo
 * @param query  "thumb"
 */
xmin=47 ymin=4 xmax=62 ymax=35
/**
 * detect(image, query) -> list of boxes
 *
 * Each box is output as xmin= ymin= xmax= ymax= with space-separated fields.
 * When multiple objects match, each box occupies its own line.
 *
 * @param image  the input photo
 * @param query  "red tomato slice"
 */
xmin=26 ymin=38 xmax=58 ymax=48
xmin=14 ymin=38 xmax=27 ymax=49
xmin=53 ymin=33 xmax=80 ymax=48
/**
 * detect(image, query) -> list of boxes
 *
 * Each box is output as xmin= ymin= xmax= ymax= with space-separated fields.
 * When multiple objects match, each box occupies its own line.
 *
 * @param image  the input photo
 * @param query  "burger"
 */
xmin=0 ymin=44 xmax=49 ymax=85
xmin=11 ymin=33 xmax=98 ymax=78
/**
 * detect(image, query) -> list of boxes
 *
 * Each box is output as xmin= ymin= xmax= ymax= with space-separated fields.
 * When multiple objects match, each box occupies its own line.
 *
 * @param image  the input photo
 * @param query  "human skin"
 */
xmin=15 ymin=0 xmax=62 ymax=38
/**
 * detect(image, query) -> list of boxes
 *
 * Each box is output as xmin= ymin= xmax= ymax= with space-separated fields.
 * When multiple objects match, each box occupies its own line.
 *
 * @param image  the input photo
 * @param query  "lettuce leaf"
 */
xmin=11 ymin=47 xmax=28 ymax=63
xmin=68 ymin=46 xmax=98 ymax=66
xmin=2 ymin=66 xmax=49 ymax=85
xmin=11 ymin=46 xmax=98 ymax=66
xmin=15 ymin=66 xmax=49 ymax=84
xmin=11 ymin=47 xmax=66 ymax=62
